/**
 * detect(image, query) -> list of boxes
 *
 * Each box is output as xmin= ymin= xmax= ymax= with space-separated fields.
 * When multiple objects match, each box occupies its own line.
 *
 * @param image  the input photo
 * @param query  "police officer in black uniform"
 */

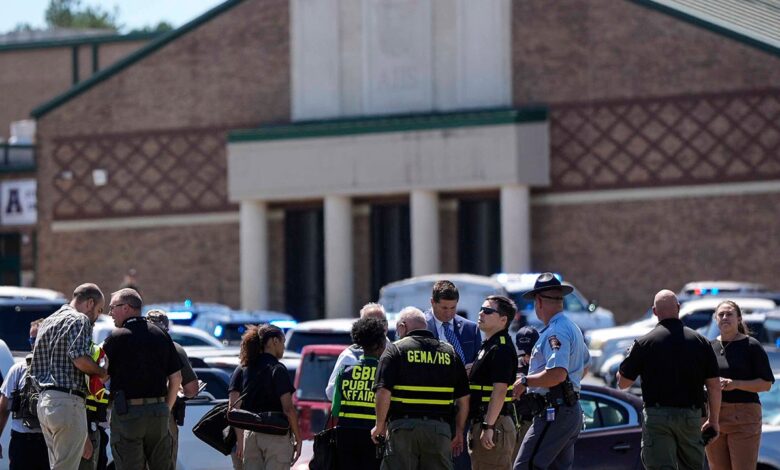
xmin=371 ymin=307 xmax=470 ymax=470
xmin=332 ymin=317 xmax=387 ymax=470
xmin=617 ymin=289 xmax=721 ymax=470
xmin=102 ymin=288 xmax=183 ymax=470
xmin=468 ymin=295 xmax=519 ymax=470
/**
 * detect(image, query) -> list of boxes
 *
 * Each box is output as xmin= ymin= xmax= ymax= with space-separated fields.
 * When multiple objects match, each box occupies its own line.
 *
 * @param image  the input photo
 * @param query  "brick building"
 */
xmin=0 ymin=30 xmax=156 ymax=285
xmin=30 ymin=0 xmax=780 ymax=322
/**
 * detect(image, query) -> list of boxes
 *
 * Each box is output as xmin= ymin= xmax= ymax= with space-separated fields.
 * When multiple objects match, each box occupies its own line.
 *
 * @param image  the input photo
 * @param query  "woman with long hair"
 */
xmin=228 ymin=324 xmax=301 ymax=470
xmin=706 ymin=300 xmax=774 ymax=469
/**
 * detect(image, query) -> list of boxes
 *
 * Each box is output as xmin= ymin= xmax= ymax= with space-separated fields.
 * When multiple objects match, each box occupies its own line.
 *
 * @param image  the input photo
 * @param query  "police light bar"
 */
xmin=166 ymin=311 xmax=194 ymax=321
xmin=270 ymin=320 xmax=298 ymax=329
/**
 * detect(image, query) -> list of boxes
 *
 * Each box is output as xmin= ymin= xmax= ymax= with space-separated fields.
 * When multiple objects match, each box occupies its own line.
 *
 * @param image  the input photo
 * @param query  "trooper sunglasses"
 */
xmin=480 ymin=306 xmax=499 ymax=315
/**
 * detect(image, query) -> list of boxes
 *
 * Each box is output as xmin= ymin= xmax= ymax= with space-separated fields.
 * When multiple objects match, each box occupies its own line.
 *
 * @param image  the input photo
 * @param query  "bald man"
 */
xmin=617 ymin=290 xmax=720 ymax=470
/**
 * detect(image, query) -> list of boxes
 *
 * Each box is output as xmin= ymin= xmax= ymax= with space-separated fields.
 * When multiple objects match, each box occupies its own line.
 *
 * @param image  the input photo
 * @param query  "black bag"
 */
xmin=225 ymin=365 xmax=291 ymax=436
xmin=226 ymin=409 xmax=290 ymax=435
xmin=310 ymin=426 xmax=337 ymax=470
xmin=192 ymin=402 xmax=236 ymax=456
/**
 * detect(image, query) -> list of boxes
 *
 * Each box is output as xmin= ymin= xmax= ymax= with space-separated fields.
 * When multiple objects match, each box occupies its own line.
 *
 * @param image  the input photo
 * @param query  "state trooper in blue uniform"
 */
xmin=511 ymin=273 xmax=589 ymax=470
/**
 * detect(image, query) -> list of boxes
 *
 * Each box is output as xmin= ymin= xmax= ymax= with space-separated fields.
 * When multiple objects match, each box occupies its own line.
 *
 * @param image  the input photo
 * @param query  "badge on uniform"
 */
xmin=548 ymin=336 xmax=561 ymax=350
xmin=546 ymin=407 xmax=556 ymax=422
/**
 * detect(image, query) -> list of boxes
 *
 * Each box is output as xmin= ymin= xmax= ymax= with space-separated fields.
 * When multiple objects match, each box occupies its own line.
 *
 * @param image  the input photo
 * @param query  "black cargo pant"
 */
xmin=9 ymin=430 xmax=50 ymax=470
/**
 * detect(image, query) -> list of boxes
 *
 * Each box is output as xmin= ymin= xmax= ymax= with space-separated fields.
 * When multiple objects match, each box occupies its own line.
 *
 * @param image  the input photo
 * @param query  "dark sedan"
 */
xmin=576 ymin=384 xmax=644 ymax=469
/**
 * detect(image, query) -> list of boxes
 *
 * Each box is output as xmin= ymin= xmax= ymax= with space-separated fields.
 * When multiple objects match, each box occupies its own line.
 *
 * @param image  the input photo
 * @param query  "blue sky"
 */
xmin=1 ymin=0 xmax=225 ymax=34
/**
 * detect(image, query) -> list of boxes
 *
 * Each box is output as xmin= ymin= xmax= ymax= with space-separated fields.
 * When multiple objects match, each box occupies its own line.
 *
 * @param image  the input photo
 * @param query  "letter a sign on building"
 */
xmin=0 ymin=179 xmax=36 ymax=226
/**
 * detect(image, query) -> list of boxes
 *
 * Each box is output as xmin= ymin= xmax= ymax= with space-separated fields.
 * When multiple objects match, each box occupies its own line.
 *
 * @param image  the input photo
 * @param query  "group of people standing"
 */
xmin=317 ymin=273 xmax=590 ymax=470
xmin=618 ymin=290 xmax=775 ymax=470
xmin=0 ymin=283 xmax=198 ymax=470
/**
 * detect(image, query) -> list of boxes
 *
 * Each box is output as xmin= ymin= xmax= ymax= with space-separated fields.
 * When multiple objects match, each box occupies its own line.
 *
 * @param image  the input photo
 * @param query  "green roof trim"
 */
xmin=0 ymin=32 xmax=161 ymax=53
xmin=228 ymin=107 xmax=548 ymax=143
xmin=31 ymin=0 xmax=246 ymax=119
xmin=630 ymin=0 xmax=780 ymax=58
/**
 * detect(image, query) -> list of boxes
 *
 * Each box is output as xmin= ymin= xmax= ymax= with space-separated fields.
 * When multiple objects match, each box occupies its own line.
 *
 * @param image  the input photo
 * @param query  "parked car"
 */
xmin=295 ymin=382 xmax=645 ymax=469
xmin=493 ymin=273 xmax=615 ymax=334
xmin=0 ymin=289 xmax=65 ymax=351
xmin=93 ymin=320 xmax=225 ymax=349
xmin=588 ymin=297 xmax=776 ymax=377
xmin=189 ymin=349 xmax=302 ymax=384
xmin=285 ymin=317 xmax=398 ymax=354
xmin=142 ymin=301 xmax=232 ymax=326
xmin=679 ymin=280 xmax=769 ymax=297
xmin=191 ymin=309 xmax=296 ymax=345
xmin=378 ymin=273 xmax=507 ymax=323
xmin=758 ymin=425 xmax=780 ymax=470
xmin=699 ymin=310 xmax=780 ymax=345
xmin=293 ymin=344 xmax=346 ymax=440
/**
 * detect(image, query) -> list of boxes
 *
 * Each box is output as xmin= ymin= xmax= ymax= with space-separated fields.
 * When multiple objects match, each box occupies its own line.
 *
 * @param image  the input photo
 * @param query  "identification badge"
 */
xmin=546 ymin=407 xmax=556 ymax=422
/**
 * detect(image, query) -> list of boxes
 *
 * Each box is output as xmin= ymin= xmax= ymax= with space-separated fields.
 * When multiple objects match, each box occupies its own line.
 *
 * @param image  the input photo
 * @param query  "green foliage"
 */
xmin=127 ymin=21 xmax=175 ymax=34
xmin=13 ymin=23 xmax=35 ymax=32
xmin=44 ymin=0 xmax=120 ymax=30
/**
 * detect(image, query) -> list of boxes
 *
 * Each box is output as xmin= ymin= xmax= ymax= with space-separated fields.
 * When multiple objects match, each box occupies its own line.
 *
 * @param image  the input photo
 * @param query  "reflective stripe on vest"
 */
xmin=469 ymin=384 xmax=514 ymax=403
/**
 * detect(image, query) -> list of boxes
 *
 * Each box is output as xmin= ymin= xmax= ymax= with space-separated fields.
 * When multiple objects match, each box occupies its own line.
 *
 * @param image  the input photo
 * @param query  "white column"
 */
xmin=240 ymin=200 xmax=268 ymax=310
xmin=501 ymin=184 xmax=531 ymax=273
xmin=325 ymin=195 xmax=353 ymax=318
xmin=411 ymin=189 xmax=440 ymax=276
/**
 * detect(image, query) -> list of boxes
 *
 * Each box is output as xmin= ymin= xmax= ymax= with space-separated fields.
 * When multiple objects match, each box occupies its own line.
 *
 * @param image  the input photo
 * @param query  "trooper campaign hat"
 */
xmin=521 ymin=272 xmax=574 ymax=300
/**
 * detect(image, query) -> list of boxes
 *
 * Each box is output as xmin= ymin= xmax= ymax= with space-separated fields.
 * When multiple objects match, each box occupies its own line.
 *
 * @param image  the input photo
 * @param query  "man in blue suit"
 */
xmin=425 ymin=280 xmax=481 ymax=470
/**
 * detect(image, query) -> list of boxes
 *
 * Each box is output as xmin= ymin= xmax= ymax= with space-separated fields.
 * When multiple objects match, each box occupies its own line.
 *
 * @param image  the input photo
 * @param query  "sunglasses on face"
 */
xmin=480 ymin=306 xmax=499 ymax=315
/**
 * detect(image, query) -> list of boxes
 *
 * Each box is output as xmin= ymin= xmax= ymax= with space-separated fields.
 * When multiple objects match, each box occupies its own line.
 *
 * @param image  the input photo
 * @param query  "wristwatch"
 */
xmin=481 ymin=422 xmax=495 ymax=430
xmin=519 ymin=375 xmax=528 ymax=386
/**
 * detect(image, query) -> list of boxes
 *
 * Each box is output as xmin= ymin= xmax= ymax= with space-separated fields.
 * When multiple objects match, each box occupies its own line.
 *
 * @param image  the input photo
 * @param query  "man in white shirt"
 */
xmin=325 ymin=303 xmax=389 ymax=401
xmin=0 ymin=319 xmax=50 ymax=470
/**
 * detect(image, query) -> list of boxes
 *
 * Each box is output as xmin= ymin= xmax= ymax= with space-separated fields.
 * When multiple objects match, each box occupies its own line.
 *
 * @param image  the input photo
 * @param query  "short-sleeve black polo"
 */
xmin=229 ymin=353 xmax=295 ymax=413
xmin=619 ymin=318 xmax=718 ymax=408
xmin=103 ymin=316 xmax=182 ymax=399
xmin=711 ymin=336 xmax=775 ymax=404
xmin=468 ymin=330 xmax=518 ymax=416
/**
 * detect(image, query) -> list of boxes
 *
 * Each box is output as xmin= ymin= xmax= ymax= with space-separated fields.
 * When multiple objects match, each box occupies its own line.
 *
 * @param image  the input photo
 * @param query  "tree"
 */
xmin=45 ymin=0 xmax=120 ymax=30
xmin=128 ymin=21 xmax=174 ymax=34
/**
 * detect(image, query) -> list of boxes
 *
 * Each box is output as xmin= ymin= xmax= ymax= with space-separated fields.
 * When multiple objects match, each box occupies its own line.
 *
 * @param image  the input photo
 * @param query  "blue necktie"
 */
xmin=442 ymin=321 xmax=466 ymax=364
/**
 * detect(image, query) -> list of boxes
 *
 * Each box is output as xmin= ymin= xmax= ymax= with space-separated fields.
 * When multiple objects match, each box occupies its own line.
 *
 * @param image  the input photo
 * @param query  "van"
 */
xmin=378 ymin=274 xmax=507 ymax=322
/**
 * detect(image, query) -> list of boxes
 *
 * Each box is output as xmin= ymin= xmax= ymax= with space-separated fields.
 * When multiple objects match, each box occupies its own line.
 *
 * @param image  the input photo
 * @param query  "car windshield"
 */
xmin=287 ymin=332 xmax=353 ymax=353
xmin=0 ymin=301 xmax=63 ymax=351
xmin=297 ymin=353 xmax=339 ymax=401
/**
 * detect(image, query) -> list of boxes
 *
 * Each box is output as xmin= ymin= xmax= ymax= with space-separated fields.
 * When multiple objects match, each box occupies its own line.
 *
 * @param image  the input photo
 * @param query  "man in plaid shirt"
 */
xmin=30 ymin=283 xmax=108 ymax=470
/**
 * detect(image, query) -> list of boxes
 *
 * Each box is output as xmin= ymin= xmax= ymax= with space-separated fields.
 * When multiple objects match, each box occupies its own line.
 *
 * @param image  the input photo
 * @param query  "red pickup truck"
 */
xmin=293 ymin=344 xmax=348 ymax=440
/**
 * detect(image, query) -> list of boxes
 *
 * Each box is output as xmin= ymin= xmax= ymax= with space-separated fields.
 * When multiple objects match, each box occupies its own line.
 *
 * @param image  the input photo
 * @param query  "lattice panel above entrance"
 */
xmin=548 ymin=89 xmax=780 ymax=192
xmin=50 ymin=127 xmax=236 ymax=220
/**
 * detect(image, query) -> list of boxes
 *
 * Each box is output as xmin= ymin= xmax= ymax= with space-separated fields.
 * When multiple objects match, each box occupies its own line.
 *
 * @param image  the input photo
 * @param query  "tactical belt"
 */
xmin=128 ymin=396 xmax=166 ymax=406
xmin=41 ymin=386 xmax=85 ymax=399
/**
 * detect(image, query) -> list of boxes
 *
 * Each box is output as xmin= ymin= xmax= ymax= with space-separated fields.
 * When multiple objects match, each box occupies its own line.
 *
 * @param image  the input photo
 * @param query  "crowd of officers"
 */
xmin=0 ymin=274 xmax=747 ymax=470
xmin=326 ymin=273 xmax=589 ymax=470
xmin=0 ymin=283 xmax=198 ymax=470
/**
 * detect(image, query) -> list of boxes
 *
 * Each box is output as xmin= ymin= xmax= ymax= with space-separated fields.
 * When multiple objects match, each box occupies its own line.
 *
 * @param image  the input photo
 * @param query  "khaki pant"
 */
xmin=242 ymin=430 xmax=293 ymax=470
xmin=110 ymin=402 xmax=173 ymax=470
xmin=706 ymin=402 xmax=762 ymax=470
xmin=381 ymin=418 xmax=453 ymax=470
xmin=469 ymin=415 xmax=517 ymax=470
xmin=168 ymin=414 xmax=179 ymax=467
xmin=642 ymin=406 xmax=704 ymax=470
xmin=38 ymin=390 xmax=88 ymax=470
xmin=78 ymin=426 xmax=100 ymax=470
